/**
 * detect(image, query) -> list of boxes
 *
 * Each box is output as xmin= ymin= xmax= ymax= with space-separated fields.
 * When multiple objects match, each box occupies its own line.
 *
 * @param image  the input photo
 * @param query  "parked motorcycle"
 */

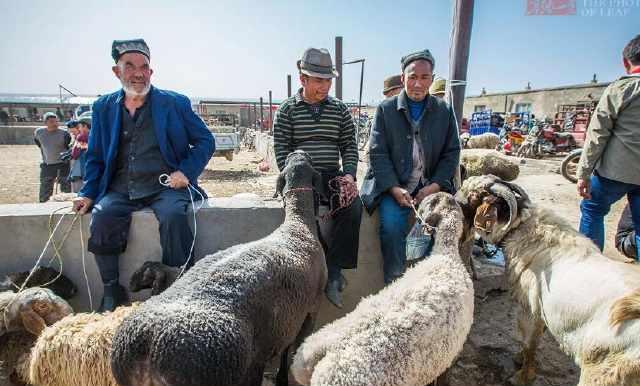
xmin=561 ymin=148 xmax=582 ymax=183
xmin=498 ymin=124 xmax=525 ymax=155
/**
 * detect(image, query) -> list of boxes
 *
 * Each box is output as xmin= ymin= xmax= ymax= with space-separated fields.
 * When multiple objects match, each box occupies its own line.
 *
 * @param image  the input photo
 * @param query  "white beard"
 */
xmin=121 ymin=80 xmax=151 ymax=97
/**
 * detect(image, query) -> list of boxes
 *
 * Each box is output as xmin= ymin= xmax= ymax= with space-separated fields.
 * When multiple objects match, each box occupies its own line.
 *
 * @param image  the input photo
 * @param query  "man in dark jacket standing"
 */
xmin=360 ymin=49 xmax=461 ymax=284
xmin=72 ymin=39 xmax=215 ymax=311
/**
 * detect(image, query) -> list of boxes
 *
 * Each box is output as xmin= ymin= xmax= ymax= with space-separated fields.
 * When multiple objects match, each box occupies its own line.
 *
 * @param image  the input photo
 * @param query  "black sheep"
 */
xmin=0 ymin=267 xmax=77 ymax=300
xmin=111 ymin=150 xmax=327 ymax=386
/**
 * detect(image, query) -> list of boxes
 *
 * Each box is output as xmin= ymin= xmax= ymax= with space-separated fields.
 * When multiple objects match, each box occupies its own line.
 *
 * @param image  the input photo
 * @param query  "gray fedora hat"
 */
xmin=297 ymin=48 xmax=339 ymax=79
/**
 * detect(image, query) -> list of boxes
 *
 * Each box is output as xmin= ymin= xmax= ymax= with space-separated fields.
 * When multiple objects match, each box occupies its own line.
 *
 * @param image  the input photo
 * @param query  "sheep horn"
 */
xmin=487 ymin=182 xmax=517 ymax=232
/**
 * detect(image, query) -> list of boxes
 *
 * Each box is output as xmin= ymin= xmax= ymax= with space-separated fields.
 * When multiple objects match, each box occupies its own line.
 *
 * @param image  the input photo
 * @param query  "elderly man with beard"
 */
xmin=72 ymin=39 xmax=215 ymax=312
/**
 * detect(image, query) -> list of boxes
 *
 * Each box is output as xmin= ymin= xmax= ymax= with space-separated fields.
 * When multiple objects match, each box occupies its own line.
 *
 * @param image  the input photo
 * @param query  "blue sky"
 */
xmin=1 ymin=0 xmax=637 ymax=104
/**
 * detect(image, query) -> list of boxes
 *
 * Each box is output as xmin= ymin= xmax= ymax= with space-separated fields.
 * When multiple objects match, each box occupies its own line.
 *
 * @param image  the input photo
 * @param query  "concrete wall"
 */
xmin=0 ymin=198 xmax=385 ymax=329
xmin=0 ymin=125 xmax=40 ymax=145
xmin=462 ymin=83 xmax=608 ymax=120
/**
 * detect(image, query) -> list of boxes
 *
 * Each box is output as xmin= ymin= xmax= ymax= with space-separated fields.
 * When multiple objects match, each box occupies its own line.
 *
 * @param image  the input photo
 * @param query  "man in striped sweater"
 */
xmin=273 ymin=47 xmax=362 ymax=308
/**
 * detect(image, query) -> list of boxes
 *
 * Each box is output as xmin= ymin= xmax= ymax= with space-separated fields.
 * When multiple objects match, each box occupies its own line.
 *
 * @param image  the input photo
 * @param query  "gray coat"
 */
xmin=360 ymin=91 xmax=461 ymax=213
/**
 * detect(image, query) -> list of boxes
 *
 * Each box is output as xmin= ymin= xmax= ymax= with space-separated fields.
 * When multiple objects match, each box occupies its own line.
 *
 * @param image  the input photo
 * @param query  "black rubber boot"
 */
xmin=98 ymin=280 xmax=128 ymax=313
xmin=325 ymin=279 xmax=343 ymax=309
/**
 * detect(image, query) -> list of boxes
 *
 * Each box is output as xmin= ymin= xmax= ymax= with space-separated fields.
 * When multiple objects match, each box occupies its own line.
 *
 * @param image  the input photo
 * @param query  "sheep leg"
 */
xmin=277 ymin=313 xmax=316 ymax=386
xmin=512 ymin=309 xmax=545 ymax=385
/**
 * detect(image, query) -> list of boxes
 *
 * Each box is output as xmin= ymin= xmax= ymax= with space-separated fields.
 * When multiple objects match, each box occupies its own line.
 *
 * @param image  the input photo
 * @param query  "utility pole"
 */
xmin=335 ymin=36 xmax=343 ymax=100
xmin=447 ymin=0 xmax=474 ymax=126
xmin=268 ymin=90 xmax=273 ymax=134
xmin=259 ymin=97 xmax=264 ymax=132
xmin=287 ymin=74 xmax=292 ymax=98
xmin=447 ymin=0 xmax=474 ymax=189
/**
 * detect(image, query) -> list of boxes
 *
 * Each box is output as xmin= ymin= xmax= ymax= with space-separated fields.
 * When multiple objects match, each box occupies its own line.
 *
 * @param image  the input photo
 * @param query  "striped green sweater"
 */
xmin=273 ymin=90 xmax=358 ymax=176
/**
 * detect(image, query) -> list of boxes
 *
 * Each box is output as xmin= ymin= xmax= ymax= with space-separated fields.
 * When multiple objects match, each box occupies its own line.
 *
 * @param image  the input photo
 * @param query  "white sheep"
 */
xmin=292 ymin=192 xmax=474 ymax=386
xmin=23 ymin=304 xmax=139 ymax=386
xmin=458 ymin=175 xmax=640 ymax=386
xmin=460 ymin=149 xmax=520 ymax=182
xmin=460 ymin=132 xmax=500 ymax=149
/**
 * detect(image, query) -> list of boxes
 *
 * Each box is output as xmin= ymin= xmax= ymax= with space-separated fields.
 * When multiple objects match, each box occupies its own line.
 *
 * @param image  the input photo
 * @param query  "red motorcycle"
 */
xmin=539 ymin=125 xmax=577 ymax=154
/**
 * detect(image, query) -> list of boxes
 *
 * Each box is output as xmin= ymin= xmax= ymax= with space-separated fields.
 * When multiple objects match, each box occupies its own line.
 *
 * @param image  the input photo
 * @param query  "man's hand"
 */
xmin=167 ymin=171 xmax=189 ymax=189
xmin=414 ymin=183 xmax=441 ymax=206
xmin=577 ymin=178 xmax=591 ymax=199
xmin=389 ymin=186 xmax=412 ymax=208
xmin=72 ymin=197 xmax=93 ymax=215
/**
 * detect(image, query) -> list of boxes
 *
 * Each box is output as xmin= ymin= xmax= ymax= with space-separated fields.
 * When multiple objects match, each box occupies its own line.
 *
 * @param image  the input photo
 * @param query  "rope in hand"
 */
xmin=158 ymin=174 xmax=205 ymax=280
xmin=320 ymin=175 xmax=359 ymax=221
xmin=409 ymin=201 xmax=436 ymax=235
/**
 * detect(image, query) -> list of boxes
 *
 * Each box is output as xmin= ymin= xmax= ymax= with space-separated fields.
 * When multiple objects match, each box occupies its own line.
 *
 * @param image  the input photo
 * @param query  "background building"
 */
xmin=462 ymin=81 xmax=610 ymax=121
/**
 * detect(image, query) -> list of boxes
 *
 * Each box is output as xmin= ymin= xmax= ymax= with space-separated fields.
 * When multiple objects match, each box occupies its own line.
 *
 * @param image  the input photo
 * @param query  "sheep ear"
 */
xmin=274 ymin=172 xmax=285 ymax=199
xmin=20 ymin=309 xmax=47 ymax=336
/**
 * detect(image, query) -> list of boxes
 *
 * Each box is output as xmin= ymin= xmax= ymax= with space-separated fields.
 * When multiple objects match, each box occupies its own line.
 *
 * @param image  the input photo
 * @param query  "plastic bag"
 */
xmin=405 ymin=221 xmax=433 ymax=261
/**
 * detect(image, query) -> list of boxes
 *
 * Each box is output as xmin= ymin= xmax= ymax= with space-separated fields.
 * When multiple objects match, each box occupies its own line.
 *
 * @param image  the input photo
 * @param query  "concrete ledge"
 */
xmin=0 ymin=126 xmax=40 ymax=145
xmin=0 ymin=198 xmax=385 ymax=327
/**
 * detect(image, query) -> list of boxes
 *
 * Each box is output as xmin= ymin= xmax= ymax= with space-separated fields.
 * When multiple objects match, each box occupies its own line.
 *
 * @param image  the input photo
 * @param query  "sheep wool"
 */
xmin=25 ymin=304 xmax=139 ymax=386
xmin=460 ymin=149 xmax=519 ymax=181
xmin=292 ymin=193 xmax=474 ymax=386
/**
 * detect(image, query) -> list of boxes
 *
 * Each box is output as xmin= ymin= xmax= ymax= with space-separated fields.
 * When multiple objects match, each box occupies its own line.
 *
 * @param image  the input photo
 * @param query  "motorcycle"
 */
xmin=498 ymin=124 xmax=525 ymax=156
xmin=539 ymin=125 xmax=577 ymax=154
xmin=517 ymin=123 xmax=578 ymax=158
xmin=560 ymin=148 xmax=582 ymax=183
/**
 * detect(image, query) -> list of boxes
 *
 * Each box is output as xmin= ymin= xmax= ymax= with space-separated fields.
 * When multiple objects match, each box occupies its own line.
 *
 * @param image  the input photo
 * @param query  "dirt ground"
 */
xmin=0 ymin=145 xmax=278 ymax=204
xmin=0 ymin=145 xmax=629 ymax=386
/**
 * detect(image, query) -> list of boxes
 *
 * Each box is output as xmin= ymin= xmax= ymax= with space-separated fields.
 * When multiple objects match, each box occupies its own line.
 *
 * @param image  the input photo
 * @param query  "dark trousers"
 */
xmin=88 ymin=189 xmax=195 ymax=284
xmin=39 ymin=163 xmax=70 ymax=202
xmin=318 ymin=199 xmax=362 ymax=282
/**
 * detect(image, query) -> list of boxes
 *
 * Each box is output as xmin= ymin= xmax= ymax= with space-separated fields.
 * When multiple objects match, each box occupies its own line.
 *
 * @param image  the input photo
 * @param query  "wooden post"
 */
xmin=448 ymin=0 xmax=474 ymax=189
xmin=335 ymin=36 xmax=343 ymax=100
xmin=287 ymin=74 xmax=292 ymax=98
xmin=268 ymin=90 xmax=273 ymax=135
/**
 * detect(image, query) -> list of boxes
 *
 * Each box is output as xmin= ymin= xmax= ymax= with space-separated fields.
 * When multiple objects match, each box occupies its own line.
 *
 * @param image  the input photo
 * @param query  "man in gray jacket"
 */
xmin=360 ymin=49 xmax=460 ymax=284
xmin=34 ymin=112 xmax=71 ymax=202
xmin=577 ymin=34 xmax=640 ymax=258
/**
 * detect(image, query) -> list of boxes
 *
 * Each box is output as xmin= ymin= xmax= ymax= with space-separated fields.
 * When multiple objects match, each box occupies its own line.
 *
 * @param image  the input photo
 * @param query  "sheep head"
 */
xmin=3 ymin=287 xmax=72 ymax=336
xmin=416 ymin=192 xmax=464 ymax=249
xmin=130 ymin=261 xmax=172 ymax=296
xmin=455 ymin=175 xmax=531 ymax=244
xmin=274 ymin=150 xmax=325 ymax=200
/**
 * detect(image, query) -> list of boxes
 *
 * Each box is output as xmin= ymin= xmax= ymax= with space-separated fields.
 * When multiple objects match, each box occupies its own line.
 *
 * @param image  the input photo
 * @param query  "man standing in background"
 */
xmin=34 ymin=112 xmax=71 ymax=202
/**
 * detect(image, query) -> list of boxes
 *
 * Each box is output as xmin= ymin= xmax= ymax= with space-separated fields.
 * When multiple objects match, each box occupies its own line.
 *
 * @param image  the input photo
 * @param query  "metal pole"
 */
xmin=259 ymin=97 xmax=264 ymax=132
xmin=448 ymin=0 xmax=474 ymax=189
xmin=268 ymin=90 xmax=273 ymax=135
xmin=335 ymin=36 xmax=343 ymax=100
xmin=447 ymin=0 xmax=474 ymax=127
xmin=358 ymin=60 xmax=364 ymax=124
xmin=287 ymin=75 xmax=292 ymax=98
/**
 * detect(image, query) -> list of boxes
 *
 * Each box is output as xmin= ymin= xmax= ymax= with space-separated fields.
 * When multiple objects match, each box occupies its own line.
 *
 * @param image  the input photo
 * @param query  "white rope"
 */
xmin=79 ymin=215 xmax=93 ymax=311
xmin=158 ymin=174 xmax=205 ymax=279
xmin=16 ymin=210 xmax=71 ymax=293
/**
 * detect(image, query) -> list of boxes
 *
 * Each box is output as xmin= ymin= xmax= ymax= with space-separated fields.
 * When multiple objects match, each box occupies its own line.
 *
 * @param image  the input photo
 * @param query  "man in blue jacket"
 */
xmin=72 ymin=39 xmax=215 ymax=311
xmin=360 ymin=49 xmax=460 ymax=284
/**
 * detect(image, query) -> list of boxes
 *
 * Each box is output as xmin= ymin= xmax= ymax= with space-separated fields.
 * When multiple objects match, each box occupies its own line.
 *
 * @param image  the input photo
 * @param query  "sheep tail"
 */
xmin=609 ymin=288 xmax=640 ymax=329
